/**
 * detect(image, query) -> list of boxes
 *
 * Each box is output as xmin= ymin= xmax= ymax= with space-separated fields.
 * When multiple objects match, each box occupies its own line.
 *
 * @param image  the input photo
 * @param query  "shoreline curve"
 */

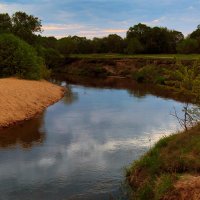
xmin=0 ymin=78 xmax=65 ymax=129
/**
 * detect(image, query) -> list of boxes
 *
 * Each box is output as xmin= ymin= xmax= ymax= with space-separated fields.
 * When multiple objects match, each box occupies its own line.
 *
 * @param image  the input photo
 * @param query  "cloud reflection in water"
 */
xmin=0 ymin=83 xmax=184 ymax=200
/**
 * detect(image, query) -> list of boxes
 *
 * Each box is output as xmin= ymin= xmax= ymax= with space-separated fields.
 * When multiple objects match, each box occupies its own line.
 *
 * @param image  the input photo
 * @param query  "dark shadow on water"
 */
xmin=53 ymin=74 xmax=191 ymax=103
xmin=0 ymin=114 xmax=45 ymax=149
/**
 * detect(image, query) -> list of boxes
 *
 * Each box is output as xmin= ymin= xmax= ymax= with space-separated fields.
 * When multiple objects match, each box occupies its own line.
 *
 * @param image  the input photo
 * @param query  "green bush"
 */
xmin=155 ymin=76 xmax=166 ymax=85
xmin=133 ymin=65 xmax=165 ymax=85
xmin=0 ymin=34 xmax=49 ymax=80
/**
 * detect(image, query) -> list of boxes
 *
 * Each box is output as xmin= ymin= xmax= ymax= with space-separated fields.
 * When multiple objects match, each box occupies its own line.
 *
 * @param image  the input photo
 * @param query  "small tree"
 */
xmin=171 ymin=104 xmax=200 ymax=131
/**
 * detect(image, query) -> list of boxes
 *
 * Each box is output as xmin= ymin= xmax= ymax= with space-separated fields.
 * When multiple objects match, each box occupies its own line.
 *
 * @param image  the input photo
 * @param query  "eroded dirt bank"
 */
xmin=55 ymin=57 xmax=196 ymax=78
xmin=0 ymin=78 xmax=65 ymax=128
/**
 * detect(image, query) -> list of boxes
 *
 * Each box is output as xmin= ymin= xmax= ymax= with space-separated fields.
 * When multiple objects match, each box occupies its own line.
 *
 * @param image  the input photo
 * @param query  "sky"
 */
xmin=0 ymin=0 xmax=200 ymax=38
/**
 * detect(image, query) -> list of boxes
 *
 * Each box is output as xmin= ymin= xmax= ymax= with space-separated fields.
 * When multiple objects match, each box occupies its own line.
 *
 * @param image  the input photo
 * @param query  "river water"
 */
xmin=0 ymin=77 xmax=185 ymax=200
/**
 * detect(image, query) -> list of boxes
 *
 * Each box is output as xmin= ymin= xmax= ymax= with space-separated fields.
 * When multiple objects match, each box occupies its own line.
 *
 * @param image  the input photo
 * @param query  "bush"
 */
xmin=155 ymin=76 xmax=166 ymax=85
xmin=133 ymin=65 xmax=165 ymax=85
xmin=0 ymin=34 xmax=49 ymax=80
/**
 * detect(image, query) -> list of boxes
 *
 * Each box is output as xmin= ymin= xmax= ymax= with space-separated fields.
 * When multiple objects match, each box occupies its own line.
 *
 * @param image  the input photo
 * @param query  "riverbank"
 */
xmin=54 ymin=55 xmax=191 ymax=78
xmin=0 ymin=78 xmax=65 ymax=128
xmin=56 ymin=56 xmax=197 ymax=79
xmin=126 ymin=124 xmax=200 ymax=200
xmin=55 ymin=56 xmax=199 ymax=103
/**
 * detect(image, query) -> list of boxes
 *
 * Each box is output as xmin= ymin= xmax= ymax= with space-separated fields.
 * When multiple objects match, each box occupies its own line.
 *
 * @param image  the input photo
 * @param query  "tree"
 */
xmin=12 ymin=11 xmax=42 ymax=44
xmin=37 ymin=36 xmax=58 ymax=49
xmin=43 ymin=48 xmax=64 ymax=69
xmin=70 ymin=36 xmax=93 ymax=53
xmin=190 ymin=25 xmax=200 ymax=40
xmin=92 ymin=37 xmax=106 ymax=53
xmin=176 ymin=38 xmax=199 ymax=54
xmin=0 ymin=34 xmax=47 ymax=79
xmin=171 ymin=104 xmax=200 ymax=131
xmin=125 ymin=37 xmax=143 ymax=54
xmin=57 ymin=36 xmax=77 ymax=54
xmin=127 ymin=23 xmax=151 ymax=53
xmin=127 ymin=23 xmax=151 ymax=42
xmin=0 ymin=13 xmax=12 ymax=34
xmin=147 ymin=27 xmax=170 ymax=53
xmin=104 ymin=34 xmax=124 ymax=53
xmin=126 ymin=23 xmax=185 ymax=54
xmin=168 ymin=30 xmax=184 ymax=53
xmin=189 ymin=25 xmax=200 ymax=53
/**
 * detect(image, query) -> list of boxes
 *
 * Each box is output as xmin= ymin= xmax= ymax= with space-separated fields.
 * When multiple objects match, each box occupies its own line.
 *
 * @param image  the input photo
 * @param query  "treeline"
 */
xmin=1 ymin=11 xmax=200 ymax=79
xmin=36 ymin=24 xmax=200 ymax=55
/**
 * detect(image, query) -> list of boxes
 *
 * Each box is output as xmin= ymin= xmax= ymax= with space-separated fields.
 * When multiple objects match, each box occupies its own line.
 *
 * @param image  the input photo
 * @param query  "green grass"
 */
xmin=70 ymin=53 xmax=200 ymax=60
xmin=126 ymin=124 xmax=200 ymax=199
xmin=154 ymin=174 xmax=175 ymax=200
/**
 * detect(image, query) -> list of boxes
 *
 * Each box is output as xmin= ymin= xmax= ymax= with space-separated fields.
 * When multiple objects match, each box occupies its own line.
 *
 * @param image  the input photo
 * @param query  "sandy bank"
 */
xmin=0 ymin=78 xmax=65 ymax=128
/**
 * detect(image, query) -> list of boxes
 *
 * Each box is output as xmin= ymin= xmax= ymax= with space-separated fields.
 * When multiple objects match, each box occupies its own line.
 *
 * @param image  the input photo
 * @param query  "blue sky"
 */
xmin=1 ymin=0 xmax=200 ymax=38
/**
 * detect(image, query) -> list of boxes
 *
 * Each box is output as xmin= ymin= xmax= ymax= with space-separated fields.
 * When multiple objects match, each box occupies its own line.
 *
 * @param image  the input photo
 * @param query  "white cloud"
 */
xmin=42 ymin=24 xmax=127 ymax=38
xmin=43 ymin=24 xmax=85 ymax=31
xmin=143 ymin=17 xmax=166 ymax=26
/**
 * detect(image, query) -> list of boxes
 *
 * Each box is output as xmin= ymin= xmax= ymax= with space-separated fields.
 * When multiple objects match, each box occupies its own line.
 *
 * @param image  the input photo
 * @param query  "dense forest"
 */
xmin=1 ymin=11 xmax=200 ymax=79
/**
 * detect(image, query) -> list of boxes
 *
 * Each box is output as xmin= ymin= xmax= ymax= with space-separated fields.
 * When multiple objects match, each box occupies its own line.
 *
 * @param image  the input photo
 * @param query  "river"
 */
xmin=0 ymin=77 xmax=186 ymax=200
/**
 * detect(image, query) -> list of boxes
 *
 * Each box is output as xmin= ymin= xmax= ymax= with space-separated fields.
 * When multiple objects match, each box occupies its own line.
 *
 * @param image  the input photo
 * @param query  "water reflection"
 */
xmin=63 ymin=86 xmax=79 ymax=105
xmin=0 ymin=77 xmax=187 ymax=200
xmin=54 ymin=74 xmax=191 ymax=103
xmin=0 ymin=115 xmax=45 ymax=148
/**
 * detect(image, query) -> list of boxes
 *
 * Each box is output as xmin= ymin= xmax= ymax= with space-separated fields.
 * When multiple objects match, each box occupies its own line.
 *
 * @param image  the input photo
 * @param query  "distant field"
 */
xmin=70 ymin=54 xmax=200 ymax=60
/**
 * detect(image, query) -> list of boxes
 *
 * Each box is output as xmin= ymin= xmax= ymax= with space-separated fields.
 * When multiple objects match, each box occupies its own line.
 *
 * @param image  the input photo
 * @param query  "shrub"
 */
xmin=155 ymin=76 xmax=166 ymax=85
xmin=0 ymin=34 xmax=49 ymax=80
xmin=133 ymin=65 xmax=165 ymax=85
xmin=168 ymin=63 xmax=200 ymax=91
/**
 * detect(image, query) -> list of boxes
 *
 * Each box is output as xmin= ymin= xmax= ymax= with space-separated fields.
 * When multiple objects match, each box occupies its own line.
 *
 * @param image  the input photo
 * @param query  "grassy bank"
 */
xmin=70 ymin=53 xmax=200 ymax=60
xmin=126 ymin=124 xmax=200 ymax=200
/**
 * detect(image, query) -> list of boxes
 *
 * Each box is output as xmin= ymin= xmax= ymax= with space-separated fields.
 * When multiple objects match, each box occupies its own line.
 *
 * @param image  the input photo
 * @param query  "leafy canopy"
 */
xmin=0 ymin=34 xmax=45 ymax=80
